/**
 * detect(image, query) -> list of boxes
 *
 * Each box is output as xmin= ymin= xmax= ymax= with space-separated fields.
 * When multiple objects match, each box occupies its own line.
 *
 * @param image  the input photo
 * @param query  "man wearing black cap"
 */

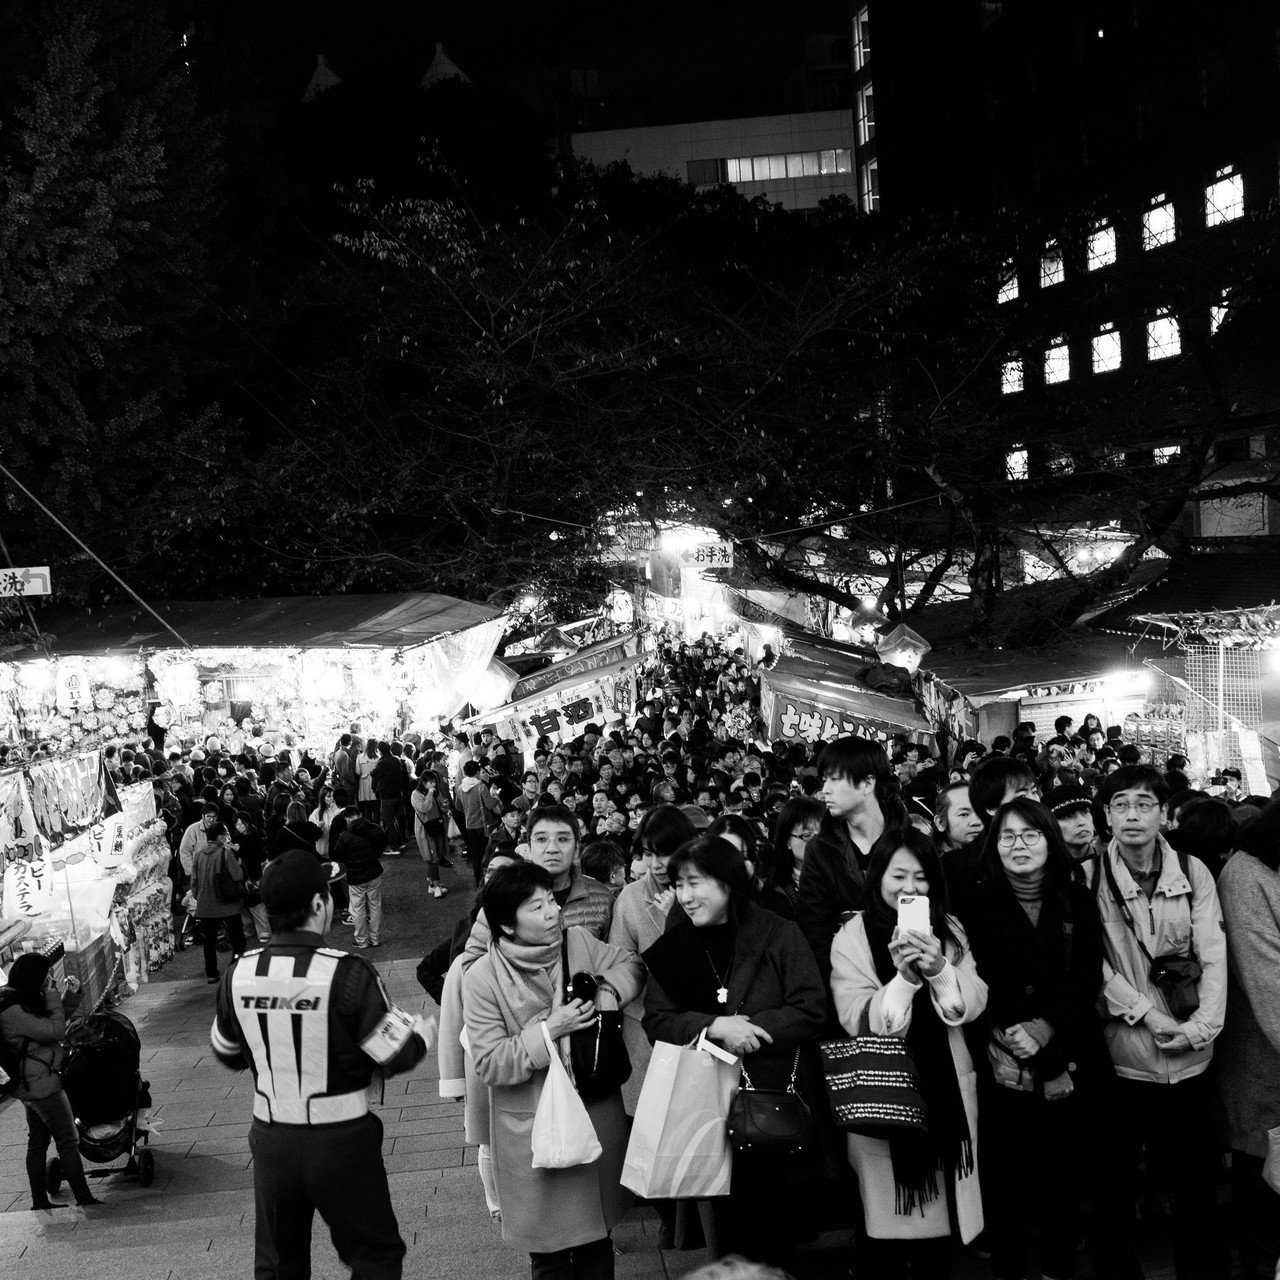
xmin=210 ymin=849 xmax=435 ymax=1280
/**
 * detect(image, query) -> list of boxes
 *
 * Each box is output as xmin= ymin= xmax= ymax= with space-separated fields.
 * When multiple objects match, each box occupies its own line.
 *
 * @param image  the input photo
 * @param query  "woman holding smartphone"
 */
xmin=830 ymin=827 xmax=988 ymax=1279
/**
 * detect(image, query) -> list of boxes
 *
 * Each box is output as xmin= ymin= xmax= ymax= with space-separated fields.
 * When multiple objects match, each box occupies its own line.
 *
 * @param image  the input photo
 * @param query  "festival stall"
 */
xmin=0 ymin=594 xmax=507 ymax=752
xmin=0 ymin=750 xmax=172 ymax=1003
xmin=461 ymin=633 xmax=645 ymax=758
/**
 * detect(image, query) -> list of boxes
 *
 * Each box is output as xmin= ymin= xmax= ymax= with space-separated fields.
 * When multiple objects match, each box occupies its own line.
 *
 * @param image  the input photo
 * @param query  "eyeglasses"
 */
xmin=997 ymin=829 xmax=1047 ymax=849
xmin=1107 ymin=798 xmax=1160 ymax=814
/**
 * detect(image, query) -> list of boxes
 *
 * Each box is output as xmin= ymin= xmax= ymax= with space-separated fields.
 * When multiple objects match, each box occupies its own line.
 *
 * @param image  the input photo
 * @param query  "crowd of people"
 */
xmin=7 ymin=632 xmax=1278 ymax=1280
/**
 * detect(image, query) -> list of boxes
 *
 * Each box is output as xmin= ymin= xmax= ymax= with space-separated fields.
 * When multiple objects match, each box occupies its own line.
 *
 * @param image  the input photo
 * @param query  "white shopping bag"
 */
xmin=531 ymin=1022 xmax=602 ymax=1169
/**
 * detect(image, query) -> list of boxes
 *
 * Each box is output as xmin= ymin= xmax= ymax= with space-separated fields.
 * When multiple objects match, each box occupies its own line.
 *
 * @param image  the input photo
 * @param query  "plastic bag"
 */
xmin=530 ymin=1022 xmax=602 ymax=1170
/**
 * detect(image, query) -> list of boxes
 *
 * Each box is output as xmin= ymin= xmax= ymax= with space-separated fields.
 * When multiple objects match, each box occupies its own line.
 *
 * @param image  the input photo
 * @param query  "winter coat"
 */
xmin=437 ymin=955 xmax=489 ymax=1146
xmin=463 ymin=927 xmax=645 ymax=1254
xmin=355 ymin=754 xmax=377 ymax=804
xmin=642 ymin=900 xmax=827 ymax=1093
xmin=178 ymin=820 xmax=216 ymax=878
xmin=455 ymin=775 xmax=500 ymax=832
xmin=0 ymin=987 xmax=82 ymax=1101
xmin=1093 ymin=835 xmax=1227 ymax=1084
xmin=333 ymin=817 xmax=388 ymax=886
xmin=1213 ymin=851 xmax=1280 ymax=1158
xmin=193 ymin=842 xmax=244 ymax=919
xmin=830 ymin=913 xmax=988 ymax=1244
xmin=962 ymin=874 xmax=1112 ymax=1091
xmin=332 ymin=747 xmax=358 ymax=798
xmin=371 ymin=755 xmax=406 ymax=800
xmin=796 ymin=812 xmax=868 ymax=987
xmin=608 ymin=874 xmax=675 ymax=1112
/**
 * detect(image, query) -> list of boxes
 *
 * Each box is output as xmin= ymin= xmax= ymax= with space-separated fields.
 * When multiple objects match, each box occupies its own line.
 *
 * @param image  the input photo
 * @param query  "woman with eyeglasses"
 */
xmin=961 ymin=799 xmax=1112 ymax=1280
xmin=766 ymin=796 xmax=825 ymax=919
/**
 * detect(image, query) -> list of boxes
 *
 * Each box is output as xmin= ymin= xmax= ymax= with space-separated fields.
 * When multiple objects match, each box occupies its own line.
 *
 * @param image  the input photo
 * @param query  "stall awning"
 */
xmin=761 ymin=657 xmax=933 ymax=746
xmin=30 ymin=593 xmax=504 ymax=654
xmin=509 ymin=633 xmax=641 ymax=701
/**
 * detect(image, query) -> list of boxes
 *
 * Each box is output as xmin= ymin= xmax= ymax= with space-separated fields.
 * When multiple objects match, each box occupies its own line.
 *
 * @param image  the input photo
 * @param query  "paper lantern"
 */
xmin=874 ymin=624 xmax=932 ymax=676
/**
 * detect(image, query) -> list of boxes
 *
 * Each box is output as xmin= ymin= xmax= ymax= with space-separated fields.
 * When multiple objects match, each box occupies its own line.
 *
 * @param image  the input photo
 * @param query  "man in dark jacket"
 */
xmin=371 ymin=741 xmax=406 ymax=849
xmin=796 ymin=737 xmax=898 ymax=992
xmin=333 ymin=814 xmax=388 ymax=949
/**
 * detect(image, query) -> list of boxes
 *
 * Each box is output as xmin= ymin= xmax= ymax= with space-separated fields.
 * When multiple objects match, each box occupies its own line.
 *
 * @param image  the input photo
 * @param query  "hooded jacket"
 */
xmin=333 ymin=816 xmax=389 ymax=886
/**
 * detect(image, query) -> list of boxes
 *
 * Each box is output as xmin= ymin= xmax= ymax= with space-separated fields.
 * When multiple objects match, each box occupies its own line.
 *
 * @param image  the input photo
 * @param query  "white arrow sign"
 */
xmin=0 ymin=566 xmax=51 ymax=597
xmin=677 ymin=542 xmax=734 ymax=569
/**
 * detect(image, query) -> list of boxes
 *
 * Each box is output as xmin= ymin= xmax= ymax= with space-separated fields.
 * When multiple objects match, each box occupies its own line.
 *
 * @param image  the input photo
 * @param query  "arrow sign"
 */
xmin=0 ymin=566 xmax=51 ymax=597
xmin=677 ymin=542 xmax=734 ymax=569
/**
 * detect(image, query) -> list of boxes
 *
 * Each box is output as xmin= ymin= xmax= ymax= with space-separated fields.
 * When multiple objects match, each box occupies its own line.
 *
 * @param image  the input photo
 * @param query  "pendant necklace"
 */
xmin=705 ymin=951 xmax=732 ymax=1006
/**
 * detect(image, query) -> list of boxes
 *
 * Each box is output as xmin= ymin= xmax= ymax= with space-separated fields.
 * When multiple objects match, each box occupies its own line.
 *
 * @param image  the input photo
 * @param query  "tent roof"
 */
xmin=32 ymin=594 xmax=503 ymax=655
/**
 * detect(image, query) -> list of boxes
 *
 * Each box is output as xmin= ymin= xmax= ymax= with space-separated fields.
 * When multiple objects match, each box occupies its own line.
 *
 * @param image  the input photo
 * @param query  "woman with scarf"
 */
xmin=830 ymin=827 xmax=988 ymax=1279
xmin=962 ymin=799 xmax=1110 ymax=1280
xmin=642 ymin=834 xmax=827 ymax=1266
xmin=463 ymin=861 xmax=645 ymax=1280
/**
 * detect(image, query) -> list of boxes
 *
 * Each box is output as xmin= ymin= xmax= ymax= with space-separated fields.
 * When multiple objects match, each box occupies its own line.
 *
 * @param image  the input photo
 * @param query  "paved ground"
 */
xmin=0 ymin=850 xmax=1185 ymax=1279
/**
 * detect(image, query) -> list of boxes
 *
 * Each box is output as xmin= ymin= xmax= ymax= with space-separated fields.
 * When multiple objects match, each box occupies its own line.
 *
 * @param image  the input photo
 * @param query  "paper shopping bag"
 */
xmin=621 ymin=1039 xmax=741 ymax=1199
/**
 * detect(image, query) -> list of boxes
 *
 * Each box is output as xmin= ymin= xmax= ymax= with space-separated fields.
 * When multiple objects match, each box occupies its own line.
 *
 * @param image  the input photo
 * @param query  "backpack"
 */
xmin=0 ymin=992 xmax=31 ymax=1097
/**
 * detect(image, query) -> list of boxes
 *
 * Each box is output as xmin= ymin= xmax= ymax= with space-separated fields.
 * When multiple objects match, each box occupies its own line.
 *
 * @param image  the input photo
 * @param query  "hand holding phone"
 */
xmin=896 ymin=893 xmax=932 ymax=936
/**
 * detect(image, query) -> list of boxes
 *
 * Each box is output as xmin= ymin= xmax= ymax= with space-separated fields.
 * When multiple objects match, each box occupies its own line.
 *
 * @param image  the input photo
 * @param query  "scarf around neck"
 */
xmin=864 ymin=912 xmax=974 ymax=1216
xmin=491 ymin=932 xmax=564 ymax=1036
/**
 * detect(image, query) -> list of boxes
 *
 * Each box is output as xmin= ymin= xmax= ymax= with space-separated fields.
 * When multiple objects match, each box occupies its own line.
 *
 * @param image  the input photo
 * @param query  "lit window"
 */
xmin=1040 ymin=243 xmax=1064 ymax=287
xmin=859 ymin=157 xmax=879 ymax=212
xmin=1210 ymin=290 xmax=1229 ymax=334
xmin=997 ymin=262 xmax=1018 ymax=304
xmin=1087 ymin=222 xmax=1116 ymax=270
xmin=1143 ymin=195 xmax=1176 ymax=248
xmin=1006 ymin=447 xmax=1029 ymax=480
xmin=852 ymin=7 xmax=870 ymax=70
xmin=1001 ymin=359 xmax=1023 ymax=394
xmin=1092 ymin=323 xmax=1121 ymax=373
xmin=757 ymin=155 xmax=786 ymax=180
xmin=726 ymin=158 xmax=744 ymax=181
xmin=1154 ymin=445 xmax=1180 ymax=464
xmin=1044 ymin=339 xmax=1070 ymax=384
xmin=1205 ymin=166 xmax=1243 ymax=226
xmin=857 ymin=83 xmax=876 ymax=145
xmin=1147 ymin=311 xmax=1181 ymax=360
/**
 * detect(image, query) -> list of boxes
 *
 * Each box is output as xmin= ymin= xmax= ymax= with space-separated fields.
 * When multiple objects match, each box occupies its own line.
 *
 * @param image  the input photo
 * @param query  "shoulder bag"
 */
xmin=215 ymin=847 xmax=247 ymax=904
xmin=727 ymin=1047 xmax=811 ymax=1152
xmin=562 ymin=932 xmax=631 ymax=1100
xmin=1101 ymin=849 xmax=1201 ymax=1019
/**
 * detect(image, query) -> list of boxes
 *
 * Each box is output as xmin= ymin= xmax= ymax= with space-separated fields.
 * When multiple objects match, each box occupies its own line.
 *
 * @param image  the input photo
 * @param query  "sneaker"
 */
xmin=340 ymin=913 xmax=355 ymax=926
xmin=207 ymin=975 xmax=220 ymax=984
xmin=433 ymin=885 xmax=449 ymax=898
xmin=354 ymin=941 xmax=371 ymax=949
xmin=438 ymin=858 xmax=454 ymax=869
xmin=368 ymin=941 xmax=381 ymax=949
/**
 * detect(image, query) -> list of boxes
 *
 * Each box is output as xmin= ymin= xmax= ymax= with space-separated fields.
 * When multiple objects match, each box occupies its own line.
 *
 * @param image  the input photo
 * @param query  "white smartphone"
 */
xmin=897 ymin=894 xmax=932 ymax=936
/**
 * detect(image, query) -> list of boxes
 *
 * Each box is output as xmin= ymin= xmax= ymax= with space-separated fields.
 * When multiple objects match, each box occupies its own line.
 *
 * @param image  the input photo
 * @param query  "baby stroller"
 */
xmin=47 ymin=1010 xmax=156 ymax=1193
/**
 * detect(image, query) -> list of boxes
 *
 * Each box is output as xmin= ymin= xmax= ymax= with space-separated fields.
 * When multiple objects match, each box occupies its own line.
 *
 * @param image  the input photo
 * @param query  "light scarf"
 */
xmin=491 ymin=928 xmax=570 ymax=1067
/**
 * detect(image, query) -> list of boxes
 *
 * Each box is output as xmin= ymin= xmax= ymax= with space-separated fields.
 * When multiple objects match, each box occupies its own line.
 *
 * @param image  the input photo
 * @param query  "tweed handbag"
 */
xmin=818 ymin=1031 xmax=929 ymax=1138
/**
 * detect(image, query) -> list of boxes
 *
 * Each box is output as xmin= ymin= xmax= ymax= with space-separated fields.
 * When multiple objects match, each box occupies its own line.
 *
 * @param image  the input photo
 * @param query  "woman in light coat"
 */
xmin=356 ymin=740 xmax=378 ymax=820
xmin=607 ymin=804 xmax=696 ymax=1114
xmin=1215 ymin=803 xmax=1280 ymax=1280
xmin=464 ymin=861 xmax=644 ymax=1280
xmin=830 ymin=827 xmax=988 ymax=1278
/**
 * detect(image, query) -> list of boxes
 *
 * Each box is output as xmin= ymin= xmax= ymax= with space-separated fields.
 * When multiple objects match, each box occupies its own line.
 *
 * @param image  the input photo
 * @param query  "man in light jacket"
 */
xmin=1091 ymin=764 xmax=1229 ymax=1280
xmin=455 ymin=759 xmax=501 ymax=885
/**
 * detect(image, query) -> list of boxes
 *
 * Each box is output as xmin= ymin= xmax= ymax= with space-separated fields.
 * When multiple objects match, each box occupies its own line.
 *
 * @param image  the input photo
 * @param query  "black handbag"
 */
xmin=215 ymin=849 xmax=246 ymax=904
xmin=1102 ymin=849 xmax=1202 ymax=1019
xmin=819 ymin=1028 xmax=930 ymax=1138
xmin=562 ymin=934 xmax=631 ymax=1100
xmin=727 ymin=1049 xmax=811 ymax=1153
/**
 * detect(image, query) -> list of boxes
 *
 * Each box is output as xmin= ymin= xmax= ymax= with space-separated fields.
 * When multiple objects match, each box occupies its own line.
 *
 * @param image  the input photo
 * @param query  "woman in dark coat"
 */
xmin=961 ymin=798 xmax=1112 ymax=1280
xmin=643 ymin=834 xmax=826 ymax=1267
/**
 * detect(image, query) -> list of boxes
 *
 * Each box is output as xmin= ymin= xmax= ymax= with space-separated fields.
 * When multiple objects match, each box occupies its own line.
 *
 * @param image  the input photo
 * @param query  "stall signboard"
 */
xmin=677 ymin=541 xmax=734 ymax=569
xmin=492 ymin=676 xmax=620 ymax=756
xmin=510 ymin=633 xmax=641 ymax=701
xmin=3 ymin=856 xmax=52 ymax=917
xmin=761 ymin=666 xmax=934 ymax=747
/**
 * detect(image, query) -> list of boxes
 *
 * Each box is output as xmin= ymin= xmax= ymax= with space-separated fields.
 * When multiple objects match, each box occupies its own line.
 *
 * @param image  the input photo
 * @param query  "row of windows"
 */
xmin=1005 ymin=443 xmax=1182 ymax=482
xmin=998 ymin=169 xmax=1244 ymax=303
xmin=998 ymin=305 xmax=1229 ymax=392
xmin=852 ymin=7 xmax=870 ymax=72
xmin=687 ymin=149 xmax=853 ymax=187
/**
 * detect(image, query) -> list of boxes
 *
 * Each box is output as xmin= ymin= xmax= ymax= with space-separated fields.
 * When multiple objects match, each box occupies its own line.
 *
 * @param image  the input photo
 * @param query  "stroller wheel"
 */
xmin=47 ymin=1157 xmax=62 ymax=1195
xmin=138 ymin=1149 xmax=155 ymax=1188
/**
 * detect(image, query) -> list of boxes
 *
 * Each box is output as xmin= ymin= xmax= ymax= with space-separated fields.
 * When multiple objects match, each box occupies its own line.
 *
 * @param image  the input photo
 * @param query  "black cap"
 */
xmin=1043 ymin=783 xmax=1092 ymax=817
xmin=259 ymin=849 xmax=345 ymax=915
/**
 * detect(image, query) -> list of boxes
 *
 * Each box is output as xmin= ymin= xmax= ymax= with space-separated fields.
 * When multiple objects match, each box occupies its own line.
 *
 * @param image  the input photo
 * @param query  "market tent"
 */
xmin=761 ymin=654 xmax=934 ymax=746
xmin=33 ymin=594 xmax=504 ymax=655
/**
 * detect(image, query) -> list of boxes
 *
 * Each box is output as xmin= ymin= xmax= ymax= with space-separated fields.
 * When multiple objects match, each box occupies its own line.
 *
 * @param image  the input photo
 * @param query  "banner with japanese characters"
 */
xmin=761 ymin=668 xmax=934 ymax=747
xmin=509 ymin=632 xmax=641 ymax=701
xmin=494 ymin=678 xmax=615 ymax=756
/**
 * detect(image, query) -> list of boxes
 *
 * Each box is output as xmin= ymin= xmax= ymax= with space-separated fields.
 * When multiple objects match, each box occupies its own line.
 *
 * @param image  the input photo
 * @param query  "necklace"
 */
xmin=705 ymin=951 xmax=731 ymax=1005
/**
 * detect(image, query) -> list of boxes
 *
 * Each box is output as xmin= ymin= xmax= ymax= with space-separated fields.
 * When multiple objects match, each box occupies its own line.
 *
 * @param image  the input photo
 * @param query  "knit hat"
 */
xmin=259 ymin=849 xmax=346 ymax=915
xmin=1042 ymin=783 xmax=1092 ymax=817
